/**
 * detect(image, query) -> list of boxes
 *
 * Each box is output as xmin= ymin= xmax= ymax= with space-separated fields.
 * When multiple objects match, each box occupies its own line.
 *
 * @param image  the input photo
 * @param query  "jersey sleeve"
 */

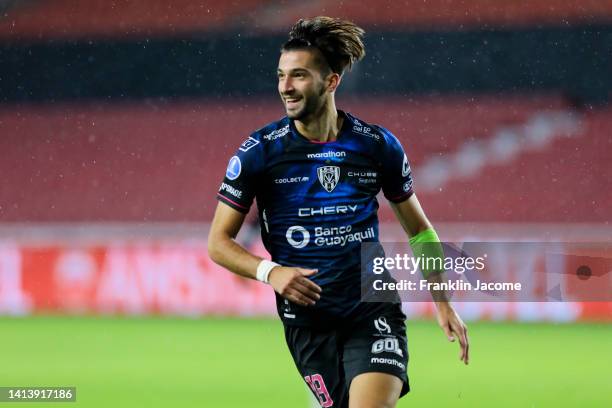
xmin=216 ymin=136 xmax=263 ymax=213
xmin=378 ymin=126 xmax=415 ymax=203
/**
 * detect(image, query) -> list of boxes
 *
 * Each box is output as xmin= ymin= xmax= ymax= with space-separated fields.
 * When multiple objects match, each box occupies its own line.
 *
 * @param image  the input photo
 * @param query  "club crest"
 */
xmin=317 ymin=166 xmax=340 ymax=192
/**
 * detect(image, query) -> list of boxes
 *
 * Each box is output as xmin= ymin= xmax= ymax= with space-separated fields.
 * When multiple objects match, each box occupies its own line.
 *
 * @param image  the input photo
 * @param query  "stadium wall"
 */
xmin=1 ymin=223 xmax=611 ymax=321
xmin=1 ymin=25 xmax=610 ymax=103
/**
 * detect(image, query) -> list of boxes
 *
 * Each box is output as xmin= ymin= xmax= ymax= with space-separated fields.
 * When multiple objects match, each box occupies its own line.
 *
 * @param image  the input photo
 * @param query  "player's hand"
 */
xmin=435 ymin=302 xmax=469 ymax=365
xmin=268 ymin=267 xmax=322 ymax=307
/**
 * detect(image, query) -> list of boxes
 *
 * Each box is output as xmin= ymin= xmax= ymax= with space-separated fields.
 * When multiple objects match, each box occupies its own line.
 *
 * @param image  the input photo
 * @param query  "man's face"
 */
xmin=277 ymin=49 xmax=329 ymax=120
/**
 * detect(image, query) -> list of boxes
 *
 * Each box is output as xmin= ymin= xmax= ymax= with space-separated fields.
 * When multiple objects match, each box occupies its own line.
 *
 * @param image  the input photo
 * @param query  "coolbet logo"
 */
xmin=317 ymin=166 xmax=340 ymax=192
xmin=275 ymin=176 xmax=309 ymax=184
xmin=239 ymin=137 xmax=260 ymax=152
xmin=226 ymin=156 xmax=241 ymax=180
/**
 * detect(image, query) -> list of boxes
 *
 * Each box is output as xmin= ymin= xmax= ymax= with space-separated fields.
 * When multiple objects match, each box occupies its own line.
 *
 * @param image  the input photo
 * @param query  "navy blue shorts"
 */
xmin=283 ymin=304 xmax=409 ymax=408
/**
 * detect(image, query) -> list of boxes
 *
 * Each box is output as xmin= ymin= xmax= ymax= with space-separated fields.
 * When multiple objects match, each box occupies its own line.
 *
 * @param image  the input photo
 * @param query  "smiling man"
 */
xmin=208 ymin=16 xmax=469 ymax=408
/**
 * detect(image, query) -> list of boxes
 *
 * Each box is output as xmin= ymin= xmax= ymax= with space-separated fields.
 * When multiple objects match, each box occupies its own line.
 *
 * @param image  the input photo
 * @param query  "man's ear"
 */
xmin=327 ymin=72 xmax=342 ymax=93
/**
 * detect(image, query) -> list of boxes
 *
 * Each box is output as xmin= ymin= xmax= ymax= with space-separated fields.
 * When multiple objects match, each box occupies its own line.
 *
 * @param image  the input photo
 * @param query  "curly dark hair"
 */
xmin=281 ymin=16 xmax=366 ymax=75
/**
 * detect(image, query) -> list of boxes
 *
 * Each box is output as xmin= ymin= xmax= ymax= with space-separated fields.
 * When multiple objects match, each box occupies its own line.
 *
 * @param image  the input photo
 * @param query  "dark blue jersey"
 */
xmin=217 ymin=110 xmax=413 ymax=327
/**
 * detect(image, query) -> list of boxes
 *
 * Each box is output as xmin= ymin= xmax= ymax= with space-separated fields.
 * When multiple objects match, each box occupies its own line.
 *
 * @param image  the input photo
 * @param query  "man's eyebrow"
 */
xmin=276 ymin=68 xmax=309 ymax=73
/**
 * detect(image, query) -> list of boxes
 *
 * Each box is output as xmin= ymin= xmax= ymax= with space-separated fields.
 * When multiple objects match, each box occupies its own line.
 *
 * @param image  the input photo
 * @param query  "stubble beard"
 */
xmin=286 ymin=84 xmax=326 ymax=121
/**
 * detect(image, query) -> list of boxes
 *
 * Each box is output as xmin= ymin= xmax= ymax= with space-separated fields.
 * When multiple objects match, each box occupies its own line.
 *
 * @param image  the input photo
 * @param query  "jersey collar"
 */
xmin=289 ymin=110 xmax=351 ymax=145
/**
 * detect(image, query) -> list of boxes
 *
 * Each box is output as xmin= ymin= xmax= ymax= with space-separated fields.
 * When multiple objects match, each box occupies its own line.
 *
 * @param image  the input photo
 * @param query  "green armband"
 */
xmin=409 ymin=228 xmax=444 ymax=277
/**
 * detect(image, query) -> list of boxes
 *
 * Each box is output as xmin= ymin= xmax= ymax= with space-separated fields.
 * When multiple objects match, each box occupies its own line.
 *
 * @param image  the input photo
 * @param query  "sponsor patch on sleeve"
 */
xmin=226 ymin=156 xmax=241 ymax=180
xmin=402 ymin=154 xmax=410 ymax=177
xmin=239 ymin=137 xmax=260 ymax=152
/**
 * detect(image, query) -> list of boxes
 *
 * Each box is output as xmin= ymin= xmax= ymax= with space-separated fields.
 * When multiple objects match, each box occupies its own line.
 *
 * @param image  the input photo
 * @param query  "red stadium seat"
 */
xmin=1 ymin=95 xmax=608 ymax=223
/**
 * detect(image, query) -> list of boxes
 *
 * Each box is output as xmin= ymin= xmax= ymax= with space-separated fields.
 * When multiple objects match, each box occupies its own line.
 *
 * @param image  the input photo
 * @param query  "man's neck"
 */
xmin=295 ymin=102 xmax=343 ymax=143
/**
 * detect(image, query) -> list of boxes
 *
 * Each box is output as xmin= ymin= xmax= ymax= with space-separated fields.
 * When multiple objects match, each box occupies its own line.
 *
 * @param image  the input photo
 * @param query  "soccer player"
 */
xmin=208 ymin=16 xmax=469 ymax=408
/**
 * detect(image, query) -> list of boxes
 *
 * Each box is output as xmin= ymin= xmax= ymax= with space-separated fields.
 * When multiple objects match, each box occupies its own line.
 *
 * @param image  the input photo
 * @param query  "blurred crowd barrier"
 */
xmin=1 ymin=224 xmax=610 ymax=321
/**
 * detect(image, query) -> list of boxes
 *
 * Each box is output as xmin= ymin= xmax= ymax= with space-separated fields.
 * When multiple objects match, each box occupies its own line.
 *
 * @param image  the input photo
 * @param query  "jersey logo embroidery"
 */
xmin=317 ymin=166 xmax=340 ymax=192
xmin=238 ymin=137 xmax=260 ymax=152
xmin=402 ymin=154 xmax=410 ymax=177
xmin=374 ymin=316 xmax=391 ymax=334
xmin=226 ymin=156 xmax=241 ymax=180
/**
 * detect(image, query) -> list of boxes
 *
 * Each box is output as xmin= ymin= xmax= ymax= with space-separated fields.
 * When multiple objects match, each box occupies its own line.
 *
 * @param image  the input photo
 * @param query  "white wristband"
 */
xmin=256 ymin=260 xmax=280 ymax=284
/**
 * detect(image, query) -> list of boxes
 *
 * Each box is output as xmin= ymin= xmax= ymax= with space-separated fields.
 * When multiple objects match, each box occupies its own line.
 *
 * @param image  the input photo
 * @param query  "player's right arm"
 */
xmin=210 ymin=136 xmax=321 ymax=306
xmin=208 ymin=201 xmax=262 ymax=279
xmin=208 ymin=202 xmax=322 ymax=306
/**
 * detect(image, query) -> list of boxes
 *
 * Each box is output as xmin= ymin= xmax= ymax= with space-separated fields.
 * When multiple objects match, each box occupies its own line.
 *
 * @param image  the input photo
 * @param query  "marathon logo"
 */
xmin=219 ymin=183 xmax=242 ymax=199
xmin=370 ymin=357 xmax=405 ymax=370
xmin=307 ymin=151 xmax=346 ymax=159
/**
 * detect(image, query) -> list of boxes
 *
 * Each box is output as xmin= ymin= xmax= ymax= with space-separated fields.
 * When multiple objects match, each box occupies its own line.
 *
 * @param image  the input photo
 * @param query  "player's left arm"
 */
xmin=390 ymin=195 xmax=470 ymax=365
xmin=379 ymin=125 xmax=469 ymax=364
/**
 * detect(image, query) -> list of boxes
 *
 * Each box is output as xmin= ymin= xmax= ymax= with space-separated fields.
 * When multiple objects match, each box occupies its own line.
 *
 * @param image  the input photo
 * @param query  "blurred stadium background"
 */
xmin=0 ymin=1 xmax=611 ymax=407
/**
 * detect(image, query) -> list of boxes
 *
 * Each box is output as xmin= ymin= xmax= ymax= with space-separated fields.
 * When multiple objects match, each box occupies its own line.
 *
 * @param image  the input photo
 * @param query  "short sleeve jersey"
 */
xmin=217 ymin=111 xmax=414 ymax=327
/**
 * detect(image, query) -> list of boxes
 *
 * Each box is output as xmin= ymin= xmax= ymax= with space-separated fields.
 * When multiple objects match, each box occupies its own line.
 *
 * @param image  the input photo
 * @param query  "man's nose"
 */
xmin=280 ymin=77 xmax=294 ymax=94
